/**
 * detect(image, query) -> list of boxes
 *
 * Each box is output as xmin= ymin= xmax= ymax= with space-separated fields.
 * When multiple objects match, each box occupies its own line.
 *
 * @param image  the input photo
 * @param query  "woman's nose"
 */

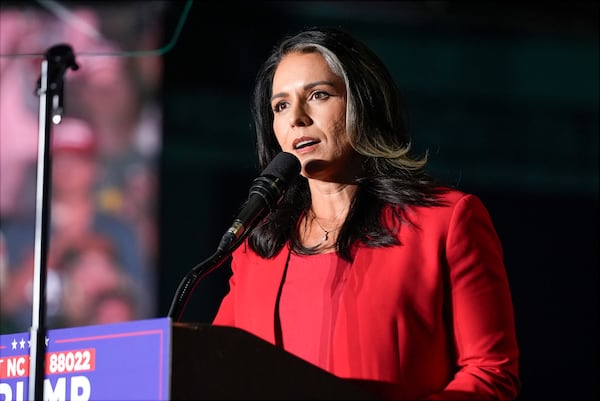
xmin=290 ymin=104 xmax=311 ymax=127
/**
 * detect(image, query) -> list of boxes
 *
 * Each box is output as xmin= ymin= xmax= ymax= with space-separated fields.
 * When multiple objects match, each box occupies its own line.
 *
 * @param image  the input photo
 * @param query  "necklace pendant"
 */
xmin=322 ymin=232 xmax=328 ymax=241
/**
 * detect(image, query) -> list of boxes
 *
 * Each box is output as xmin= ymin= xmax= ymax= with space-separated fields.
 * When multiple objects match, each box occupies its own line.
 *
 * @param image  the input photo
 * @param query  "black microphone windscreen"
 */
xmin=261 ymin=152 xmax=301 ymax=182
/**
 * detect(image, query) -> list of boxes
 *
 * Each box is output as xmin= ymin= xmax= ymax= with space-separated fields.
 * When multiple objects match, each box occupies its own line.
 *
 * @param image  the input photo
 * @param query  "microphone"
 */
xmin=217 ymin=151 xmax=301 ymax=253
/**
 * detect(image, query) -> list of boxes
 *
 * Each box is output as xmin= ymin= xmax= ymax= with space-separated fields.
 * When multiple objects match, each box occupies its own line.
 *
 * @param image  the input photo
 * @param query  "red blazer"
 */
xmin=213 ymin=189 xmax=520 ymax=400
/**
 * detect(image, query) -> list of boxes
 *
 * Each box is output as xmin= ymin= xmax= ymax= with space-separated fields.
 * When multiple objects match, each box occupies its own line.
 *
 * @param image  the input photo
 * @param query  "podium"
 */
xmin=0 ymin=318 xmax=378 ymax=400
xmin=172 ymin=321 xmax=379 ymax=400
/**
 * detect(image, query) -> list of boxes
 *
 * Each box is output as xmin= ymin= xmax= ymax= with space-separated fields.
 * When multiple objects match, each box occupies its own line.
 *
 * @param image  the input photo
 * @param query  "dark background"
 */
xmin=157 ymin=2 xmax=599 ymax=400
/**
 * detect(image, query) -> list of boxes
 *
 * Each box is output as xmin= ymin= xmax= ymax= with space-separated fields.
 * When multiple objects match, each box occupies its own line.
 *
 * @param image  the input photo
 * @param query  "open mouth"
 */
xmin=294 ymin=139 xmax=319 ymax=149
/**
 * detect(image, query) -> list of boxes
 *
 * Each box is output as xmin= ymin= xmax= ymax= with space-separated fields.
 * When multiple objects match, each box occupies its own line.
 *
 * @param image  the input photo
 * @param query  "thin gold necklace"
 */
xmin=311 ymin=210 xmax=341 ymax=242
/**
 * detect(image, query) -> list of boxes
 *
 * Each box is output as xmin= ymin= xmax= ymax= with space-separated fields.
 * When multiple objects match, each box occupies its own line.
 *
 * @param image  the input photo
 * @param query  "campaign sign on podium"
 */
xmin=0 ymin=317 xmax=171 ymax=401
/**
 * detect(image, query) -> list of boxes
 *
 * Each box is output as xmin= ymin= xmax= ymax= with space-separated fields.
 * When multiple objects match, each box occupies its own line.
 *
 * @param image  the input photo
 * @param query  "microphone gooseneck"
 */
xmin=168 ymin=152 xmax=301 ymax=322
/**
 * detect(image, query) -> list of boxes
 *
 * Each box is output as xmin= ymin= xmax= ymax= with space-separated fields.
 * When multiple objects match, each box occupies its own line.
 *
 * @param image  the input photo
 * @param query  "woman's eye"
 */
xmin=312 ymin=91 xmax=329 ymax=100
xmin=273 ymin=101 xmax=287 ymax=113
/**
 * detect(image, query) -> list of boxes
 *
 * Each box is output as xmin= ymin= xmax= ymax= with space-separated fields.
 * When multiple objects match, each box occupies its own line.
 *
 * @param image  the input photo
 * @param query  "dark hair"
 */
xmin=248 ymin=26 xmax=444 ymax=261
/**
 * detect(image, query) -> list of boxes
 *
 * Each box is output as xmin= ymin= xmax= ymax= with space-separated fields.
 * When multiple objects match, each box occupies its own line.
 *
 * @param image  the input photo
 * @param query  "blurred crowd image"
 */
xmin=0 ymin=2 xmax=165 ymax=333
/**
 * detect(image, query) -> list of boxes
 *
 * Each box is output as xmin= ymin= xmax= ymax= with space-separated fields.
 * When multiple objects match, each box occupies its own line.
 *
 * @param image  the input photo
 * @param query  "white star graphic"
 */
xmin=11 ymin=339 xmax=17 ymax=350
xmin=19 ymin=338 xmax=25 ymax=349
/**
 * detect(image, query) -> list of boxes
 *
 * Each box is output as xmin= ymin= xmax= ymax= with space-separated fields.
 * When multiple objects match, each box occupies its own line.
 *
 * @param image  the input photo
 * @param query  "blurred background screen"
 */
xmin=0 ymin=0 xmax=173 ymax=330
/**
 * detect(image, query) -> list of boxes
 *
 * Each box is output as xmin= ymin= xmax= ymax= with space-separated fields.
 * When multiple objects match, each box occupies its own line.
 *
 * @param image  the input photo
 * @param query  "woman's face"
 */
xmin=271 ymin=51 xmax=358 ymax=181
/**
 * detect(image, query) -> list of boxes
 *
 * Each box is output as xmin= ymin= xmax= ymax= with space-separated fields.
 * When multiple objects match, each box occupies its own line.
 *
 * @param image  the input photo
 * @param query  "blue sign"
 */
xmin=0 ymin=317 xmax=172 ymax=401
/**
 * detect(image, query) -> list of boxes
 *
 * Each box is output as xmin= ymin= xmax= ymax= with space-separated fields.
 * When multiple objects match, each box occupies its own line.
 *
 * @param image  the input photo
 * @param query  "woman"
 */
xmin=212 ymin=26 xmax=520 ymax=400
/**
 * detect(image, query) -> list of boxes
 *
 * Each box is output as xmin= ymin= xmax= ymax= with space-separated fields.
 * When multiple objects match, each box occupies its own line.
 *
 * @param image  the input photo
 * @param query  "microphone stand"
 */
xmin=28 ymin=44 xmax=78 ymax=401
xmin=168 ymin=231 xmax=249 ymax=322
xmin=168 ymin=153 xmax=300 ymax=322
xmin=168 ymin=249 xmax=230 ymax=322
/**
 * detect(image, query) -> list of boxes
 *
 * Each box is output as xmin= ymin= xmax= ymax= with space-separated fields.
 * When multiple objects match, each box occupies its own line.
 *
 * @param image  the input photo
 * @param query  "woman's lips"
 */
xmin=293 ymin=137 xmax=320 ymax=153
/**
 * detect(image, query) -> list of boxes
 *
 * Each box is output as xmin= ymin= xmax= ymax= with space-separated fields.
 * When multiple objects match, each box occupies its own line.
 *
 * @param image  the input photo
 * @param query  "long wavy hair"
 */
xmin=247 ymin=26 xmax=445 ymax=261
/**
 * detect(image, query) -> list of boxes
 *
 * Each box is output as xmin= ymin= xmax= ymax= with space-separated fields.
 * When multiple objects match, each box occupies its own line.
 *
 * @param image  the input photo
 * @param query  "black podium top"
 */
xmin=170 ymin=323 xmax=380 ymax=400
